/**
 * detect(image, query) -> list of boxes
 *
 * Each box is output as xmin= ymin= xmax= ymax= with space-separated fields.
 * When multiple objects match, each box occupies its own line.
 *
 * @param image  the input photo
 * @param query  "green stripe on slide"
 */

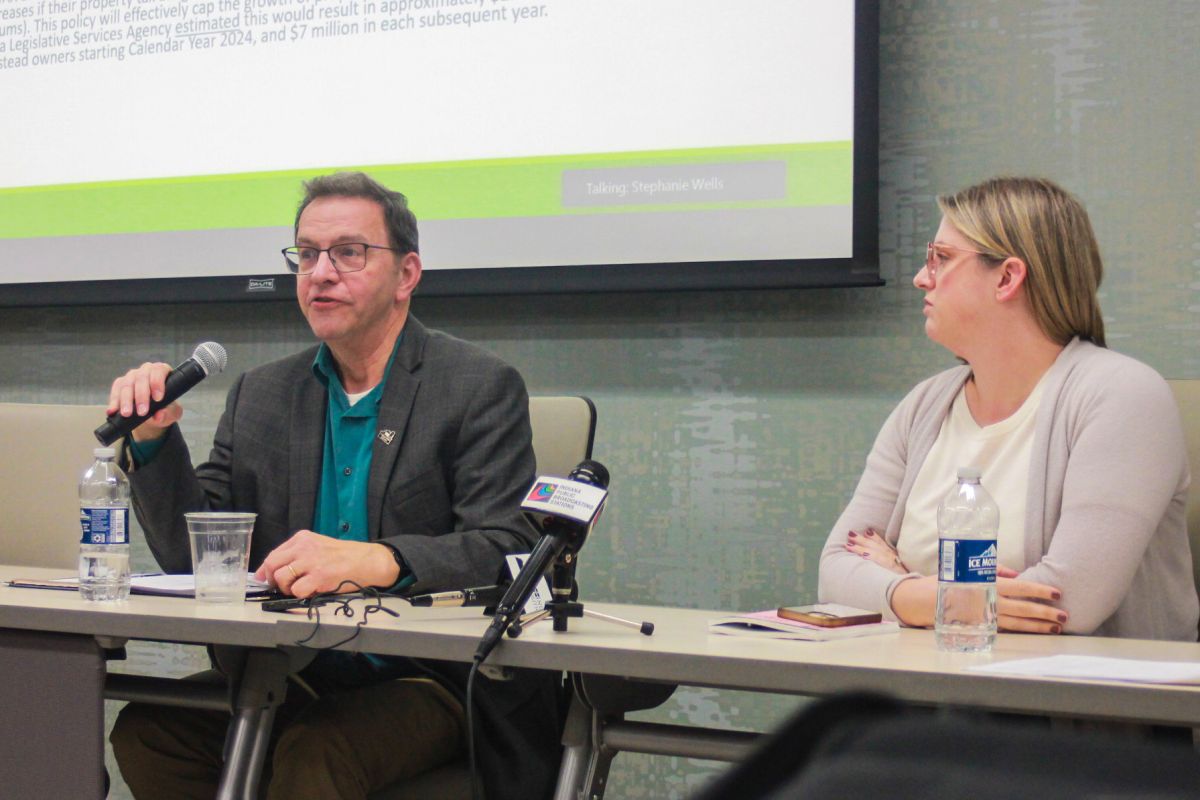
xmin=0 ymin=141 xmax=851 ymax=238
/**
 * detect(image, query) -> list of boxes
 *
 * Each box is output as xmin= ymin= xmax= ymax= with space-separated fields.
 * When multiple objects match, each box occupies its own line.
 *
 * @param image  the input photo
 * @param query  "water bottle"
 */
xmin=935 ymin=466 xmax=998 ymax=652
xmin=78 ymin=447 xmax=131 ymax=602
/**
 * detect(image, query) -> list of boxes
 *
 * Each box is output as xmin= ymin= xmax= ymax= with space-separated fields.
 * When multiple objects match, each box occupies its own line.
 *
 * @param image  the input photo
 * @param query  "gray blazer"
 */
xmin=130 ymin=316 xmax=539 ymax=590
xmin=129 ymin=316 xmax=561 ymax=799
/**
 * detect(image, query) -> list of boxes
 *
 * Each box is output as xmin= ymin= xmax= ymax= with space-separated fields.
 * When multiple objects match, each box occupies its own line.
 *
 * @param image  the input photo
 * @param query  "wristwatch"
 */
xmin=378 ymin=542 xmax=410 ymax=584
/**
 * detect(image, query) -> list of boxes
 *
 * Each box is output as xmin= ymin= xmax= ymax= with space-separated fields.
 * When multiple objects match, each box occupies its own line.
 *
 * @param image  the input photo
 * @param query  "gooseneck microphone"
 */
xmin=95 ymin=342 xmax=228 ymax=446
xmin=474 ymin=459 xmax=609 ymax=663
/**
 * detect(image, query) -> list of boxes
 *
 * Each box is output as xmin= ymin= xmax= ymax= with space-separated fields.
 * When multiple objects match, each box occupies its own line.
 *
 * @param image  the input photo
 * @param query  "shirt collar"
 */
xmin=310 ymin=329 xmax=407 ymax=405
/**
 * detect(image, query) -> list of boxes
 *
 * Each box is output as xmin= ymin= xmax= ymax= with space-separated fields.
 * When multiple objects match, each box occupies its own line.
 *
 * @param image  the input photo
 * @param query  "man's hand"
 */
xmin=890 ymin=568 xmax=1065 ymax=633
xmin=255 ymin=530 xmax=400 ymax=598
xmin=107 ymin=362 xmax=182 ymax=442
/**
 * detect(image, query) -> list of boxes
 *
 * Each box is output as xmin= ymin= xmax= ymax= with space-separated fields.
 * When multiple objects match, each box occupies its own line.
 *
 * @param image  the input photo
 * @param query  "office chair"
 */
xmin=0 ymin=404 xmax=122 ymax=797
xmin=369 ymin=396 xmax=597 ymax=800
xmin=694 ymin=691 xmax=1200 ymax=800
xmin=0 ymin=402 xmax=108 ymax=568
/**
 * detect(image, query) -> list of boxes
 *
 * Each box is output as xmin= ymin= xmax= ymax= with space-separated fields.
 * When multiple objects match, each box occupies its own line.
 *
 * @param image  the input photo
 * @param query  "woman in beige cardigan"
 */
xmin=818 ymin=177 xmax=1197 ymax=641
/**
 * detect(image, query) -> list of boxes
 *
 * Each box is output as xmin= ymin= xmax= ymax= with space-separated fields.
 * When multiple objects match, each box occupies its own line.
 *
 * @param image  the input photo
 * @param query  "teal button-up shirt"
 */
xmin=310 ymin=342 xmax=389 ymax=544
xmin=311 ymin=336 xmax=414 ymax=592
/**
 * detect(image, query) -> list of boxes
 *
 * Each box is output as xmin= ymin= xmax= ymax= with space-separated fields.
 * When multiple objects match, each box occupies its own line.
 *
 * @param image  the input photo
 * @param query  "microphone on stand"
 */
xmin=95 ymin=342 xmax=228 ymax=446
xmin=473 ymin=459 xmax=609 ymax=663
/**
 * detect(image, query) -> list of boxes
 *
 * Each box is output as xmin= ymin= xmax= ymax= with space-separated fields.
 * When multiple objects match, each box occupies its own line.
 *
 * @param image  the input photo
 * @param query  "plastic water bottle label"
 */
xmin=80 ymin=507 xmax=129 ymax=545
xmin=938 ymin=538 xmax=996 ymax=583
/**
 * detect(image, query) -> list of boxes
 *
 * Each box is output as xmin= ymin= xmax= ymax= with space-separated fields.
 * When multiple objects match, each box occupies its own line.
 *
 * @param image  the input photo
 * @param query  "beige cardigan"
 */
xmin=818 ymin=338 xmax=1199 ymax=641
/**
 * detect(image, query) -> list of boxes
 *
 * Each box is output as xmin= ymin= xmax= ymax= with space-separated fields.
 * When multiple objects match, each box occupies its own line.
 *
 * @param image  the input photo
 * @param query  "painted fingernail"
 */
xmin=848 ymin=531 xmax=858 ymax=539
xmin=1056 ymin=612 xmax=1067 ymax=623
xmin=863 ymin=529 xmax=875 ymax=537
xmin=860 ymin=552 xmax=870 ymax=559
xmin=1051 ymin=591 xmax=1062 ymax=600
xmin=1052 ymin=624 xmax=1062 ymax=634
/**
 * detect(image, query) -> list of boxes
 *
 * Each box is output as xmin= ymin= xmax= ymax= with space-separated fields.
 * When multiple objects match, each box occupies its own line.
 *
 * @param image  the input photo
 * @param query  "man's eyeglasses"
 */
xmin=924 ymin=241 xmax=1001 ymax=280
xmin=282 ymin=242 xmax=400 ymax=275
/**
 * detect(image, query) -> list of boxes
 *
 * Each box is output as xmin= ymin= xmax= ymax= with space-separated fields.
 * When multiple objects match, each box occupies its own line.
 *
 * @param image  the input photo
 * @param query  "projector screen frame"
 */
xmin=1 ymin=0 xmax=880 ymax=308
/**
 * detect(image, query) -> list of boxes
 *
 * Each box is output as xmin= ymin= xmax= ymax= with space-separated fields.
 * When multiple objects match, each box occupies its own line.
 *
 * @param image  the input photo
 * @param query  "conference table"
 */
xmin=3 ymin=563 xmax=1200 ymax=799
xmin=278 ymin=589 xmax=1200 ymax=798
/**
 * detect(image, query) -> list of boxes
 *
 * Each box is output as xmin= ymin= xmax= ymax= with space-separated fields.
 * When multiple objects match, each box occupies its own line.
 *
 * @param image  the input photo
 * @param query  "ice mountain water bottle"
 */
xmin=935 ymin=466 xmax=998 ymax=652
xmin=78 ymin=447 xmax=131 ymax=602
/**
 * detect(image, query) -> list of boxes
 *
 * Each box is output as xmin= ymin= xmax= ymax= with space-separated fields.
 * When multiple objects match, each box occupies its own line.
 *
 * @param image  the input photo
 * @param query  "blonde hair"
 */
xmin=937 ymin=177 xmax=1106 ymax=347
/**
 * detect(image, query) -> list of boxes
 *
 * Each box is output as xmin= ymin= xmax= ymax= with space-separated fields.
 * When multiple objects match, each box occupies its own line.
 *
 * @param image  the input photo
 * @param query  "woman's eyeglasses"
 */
xmin=924 ymin=242 xmax=1001 ymax=280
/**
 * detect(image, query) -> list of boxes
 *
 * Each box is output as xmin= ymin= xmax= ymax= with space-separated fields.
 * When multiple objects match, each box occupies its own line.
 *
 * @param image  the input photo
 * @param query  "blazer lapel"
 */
xmin=367 ymin=316 xmax=427 ymax=540
xmin=288 ymin=364 xmax=327 ymax=535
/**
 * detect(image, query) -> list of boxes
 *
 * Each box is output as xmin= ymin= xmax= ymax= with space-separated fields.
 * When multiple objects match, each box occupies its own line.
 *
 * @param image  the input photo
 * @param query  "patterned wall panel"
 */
xmin=0 ymin=2 xmax=1196 ymax=796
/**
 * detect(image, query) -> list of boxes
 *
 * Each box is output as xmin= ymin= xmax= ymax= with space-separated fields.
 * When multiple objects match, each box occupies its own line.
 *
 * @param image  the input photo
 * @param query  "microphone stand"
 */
xmin=506 ymin=550 xmax=654 ymax=640
xmin=473 ymin=459 xmax=651 ymax=664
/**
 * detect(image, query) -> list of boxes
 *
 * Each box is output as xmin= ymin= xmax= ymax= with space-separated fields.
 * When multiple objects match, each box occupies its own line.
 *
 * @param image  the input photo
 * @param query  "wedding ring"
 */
xmin=287 ymin=564 xmax=299 ymax=580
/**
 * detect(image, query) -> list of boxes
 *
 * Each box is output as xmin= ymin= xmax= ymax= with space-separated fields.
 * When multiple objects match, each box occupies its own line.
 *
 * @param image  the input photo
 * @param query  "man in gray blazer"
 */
xmin=106 ymin=172 xmax=560 ymax=800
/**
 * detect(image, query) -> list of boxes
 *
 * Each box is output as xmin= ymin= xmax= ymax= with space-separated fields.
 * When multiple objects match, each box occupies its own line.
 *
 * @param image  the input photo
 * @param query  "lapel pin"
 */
xmin=378 ymin=429 xmax=397 ymax=445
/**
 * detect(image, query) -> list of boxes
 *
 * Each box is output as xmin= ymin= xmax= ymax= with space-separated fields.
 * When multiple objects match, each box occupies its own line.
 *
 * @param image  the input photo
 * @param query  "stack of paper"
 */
xmin=129 ymin=574 xmax=271 ymax=597
xmin=6 ymin=573 xmax=271 ymax=598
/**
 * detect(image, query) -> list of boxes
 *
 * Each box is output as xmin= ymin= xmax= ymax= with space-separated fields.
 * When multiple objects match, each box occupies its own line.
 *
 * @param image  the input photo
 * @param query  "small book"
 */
xmin=709 ymin=608 xmax=900 ymax=641
xmin=5 ymin=576 xmax=79 ymax=592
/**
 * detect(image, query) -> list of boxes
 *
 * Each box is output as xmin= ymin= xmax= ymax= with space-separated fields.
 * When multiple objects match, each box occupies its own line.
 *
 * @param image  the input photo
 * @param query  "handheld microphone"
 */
xmin=407 ymin=585 xmax=506 ymax=608
xmin=474 ymin=459 xmax=609 ymax=663
xmin=95 ymin=342 xmax=228 ymax=446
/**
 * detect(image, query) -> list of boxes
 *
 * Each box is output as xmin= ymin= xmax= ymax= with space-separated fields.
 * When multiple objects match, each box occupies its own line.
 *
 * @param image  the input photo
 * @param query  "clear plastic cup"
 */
xmin=185 ymin=512 xmax=256 ymax=603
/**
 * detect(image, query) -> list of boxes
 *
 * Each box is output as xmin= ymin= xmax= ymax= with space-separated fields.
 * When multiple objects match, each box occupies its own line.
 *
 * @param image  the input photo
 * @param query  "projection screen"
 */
xmin=0 ymin=0 xmax=879 ymax=304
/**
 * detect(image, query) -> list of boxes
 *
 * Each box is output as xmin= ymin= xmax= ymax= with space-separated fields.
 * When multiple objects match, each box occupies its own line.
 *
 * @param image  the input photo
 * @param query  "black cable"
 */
xmin=290 ymin=581 xmax=400 ymax=649
xmin=467 ymin=658 xmax=483 ymax=800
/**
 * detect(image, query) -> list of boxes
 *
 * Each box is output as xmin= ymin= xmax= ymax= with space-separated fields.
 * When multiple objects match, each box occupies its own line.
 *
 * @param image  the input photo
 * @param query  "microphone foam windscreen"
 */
xmin=574 ymin=459 xmax=610 ymax=489
xmin=193 ymin=342 xmax=228 ymax=375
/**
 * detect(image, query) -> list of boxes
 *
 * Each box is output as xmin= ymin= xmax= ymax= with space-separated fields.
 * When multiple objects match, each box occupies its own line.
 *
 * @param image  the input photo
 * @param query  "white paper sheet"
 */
xmin=969 ymin=655 xmax=1200 ymax=685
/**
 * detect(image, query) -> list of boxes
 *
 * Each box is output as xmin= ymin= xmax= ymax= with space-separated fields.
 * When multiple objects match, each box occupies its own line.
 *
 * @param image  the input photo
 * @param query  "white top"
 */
xmin=345 ymin=388 xmax=372 ymax=406
xmin=897 ymin=377 xmax=1045 ymax=575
